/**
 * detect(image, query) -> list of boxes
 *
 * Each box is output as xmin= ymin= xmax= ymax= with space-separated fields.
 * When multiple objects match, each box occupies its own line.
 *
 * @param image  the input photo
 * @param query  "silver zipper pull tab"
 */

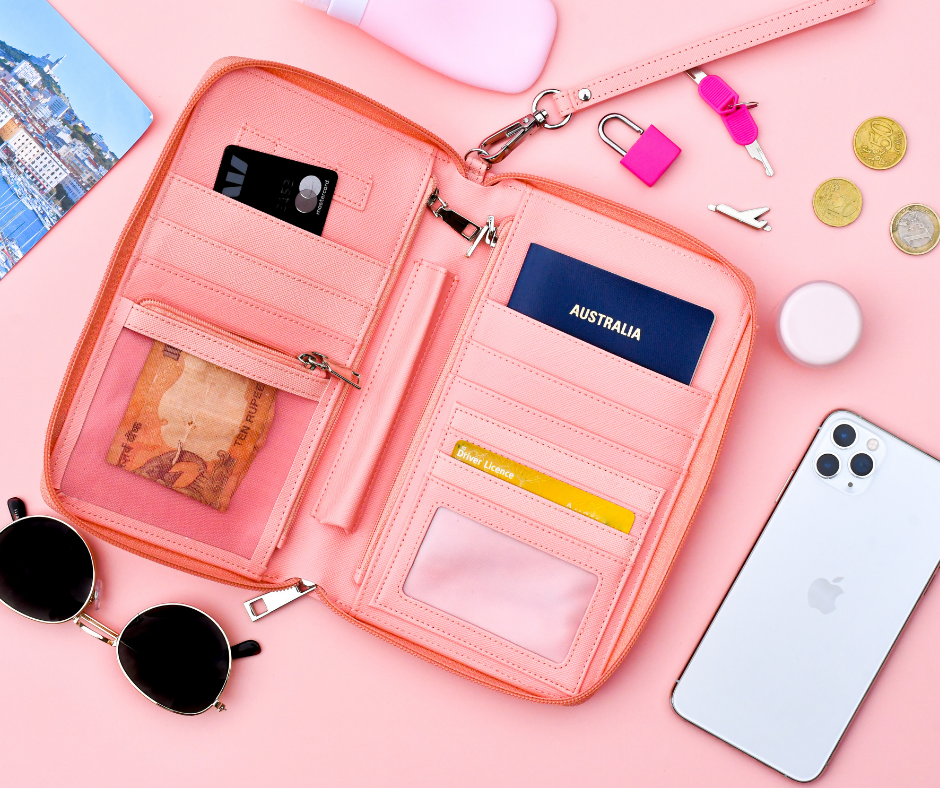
xmin=244 ymin=580 xmax=318 ymax=622
xmin=465 ymin=215 xmax=497 ymax=258
xmin=426 ymin=188 xmax=495 ymax=256
xmin=426 ymin=188 xmax=481 ymax=240
xmin=298 ymin=352 xmax=362 ymax=389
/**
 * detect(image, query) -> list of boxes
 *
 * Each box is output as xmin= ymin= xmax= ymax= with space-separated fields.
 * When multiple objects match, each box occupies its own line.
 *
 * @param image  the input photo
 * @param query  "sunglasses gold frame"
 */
xmin=0 ymin=499 xmax=259 ymax=715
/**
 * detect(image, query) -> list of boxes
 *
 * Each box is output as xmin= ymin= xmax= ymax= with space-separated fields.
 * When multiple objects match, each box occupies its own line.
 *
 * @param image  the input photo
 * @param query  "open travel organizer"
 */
xmin=44 ymin=56 xmax=757 ymax=704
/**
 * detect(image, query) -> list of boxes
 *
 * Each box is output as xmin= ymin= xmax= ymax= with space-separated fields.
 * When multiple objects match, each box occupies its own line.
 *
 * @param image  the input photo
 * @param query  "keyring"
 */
xmin=532 ymin=88 xmax=572 ymax=130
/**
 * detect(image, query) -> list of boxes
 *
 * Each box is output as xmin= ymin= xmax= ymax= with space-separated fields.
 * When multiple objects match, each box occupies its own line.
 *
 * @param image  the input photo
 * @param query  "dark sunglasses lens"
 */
xmin=117 ymin=604 xmax=230 ymax=714
xmin=0 ymin=517 xmax=94 ymax=622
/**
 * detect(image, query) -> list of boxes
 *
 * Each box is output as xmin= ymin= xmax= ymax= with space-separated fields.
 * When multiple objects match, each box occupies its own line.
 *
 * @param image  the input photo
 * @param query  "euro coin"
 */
xmin=890 ymin=204 xmax=939 ymax=255
xmin=853 ymin=117 xmax=907 ymax=170
xmin=813 ymin=179 xmax=863 ymax=227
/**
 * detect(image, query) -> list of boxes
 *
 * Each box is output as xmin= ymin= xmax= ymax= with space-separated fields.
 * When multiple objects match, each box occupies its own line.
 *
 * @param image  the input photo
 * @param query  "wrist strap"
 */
xmin=552 ymin=0 xmax=874 ymax=119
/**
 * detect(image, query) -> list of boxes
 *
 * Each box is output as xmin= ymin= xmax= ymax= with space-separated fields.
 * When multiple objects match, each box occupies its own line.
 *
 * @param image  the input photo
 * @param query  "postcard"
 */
xmin=0 ymin=0 xmax=152 ymax=279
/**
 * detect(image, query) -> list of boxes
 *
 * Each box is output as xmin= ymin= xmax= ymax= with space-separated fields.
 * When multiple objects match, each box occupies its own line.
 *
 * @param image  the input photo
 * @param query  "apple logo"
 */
xmin=808 ymin=577 xmax=844 ymax=614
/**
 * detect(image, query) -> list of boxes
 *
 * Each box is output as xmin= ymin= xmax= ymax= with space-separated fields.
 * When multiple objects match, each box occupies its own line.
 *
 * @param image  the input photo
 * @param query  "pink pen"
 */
xmin=687 ymin=67 xmax=773 ymax=176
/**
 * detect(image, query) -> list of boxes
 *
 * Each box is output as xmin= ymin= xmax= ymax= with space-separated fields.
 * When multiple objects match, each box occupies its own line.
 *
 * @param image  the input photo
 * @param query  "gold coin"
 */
xmin=890 ymin=204 xmax=940 ymax=255
xmin=813 ymin=178 xmax=863 ymax=227
xmin=853 ymin=116 xmax=907 ymax=170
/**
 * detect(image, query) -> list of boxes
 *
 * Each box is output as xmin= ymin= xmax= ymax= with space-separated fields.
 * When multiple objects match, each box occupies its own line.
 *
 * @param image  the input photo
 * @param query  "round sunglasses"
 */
xmin=0 ymin=498 xmax=260 ymax=715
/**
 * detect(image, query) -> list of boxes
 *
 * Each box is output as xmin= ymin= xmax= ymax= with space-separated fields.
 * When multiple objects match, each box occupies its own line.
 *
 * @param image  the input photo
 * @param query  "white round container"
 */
xmin=776 ymin=281 xmax=863 ymax=366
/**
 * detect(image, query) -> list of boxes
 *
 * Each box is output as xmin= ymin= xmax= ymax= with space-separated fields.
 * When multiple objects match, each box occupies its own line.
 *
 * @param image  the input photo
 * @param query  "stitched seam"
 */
xmin=566 ymin=1 xmax=869 ymax=106
xmin=63 ymin=497 xmax=263 ymax=576
xmin=250 ymin=69 xmax=433 ymax=156
xmin=374 ymin=479 xmax=607 ymax=687
xmin=249 ymin=69 xmax=436 ymax=266
xmin=239 ymin=123 xmax=372 ymax=209
xmin=375 ymin=483 xmax=641 ymax=688
xmin=445 ymin=406 xmax=664 ymax=500
xmin=485 ymin=302 xmax=710 ymax=401
xmin=132 ymin=256 xmax=356 ymax=352
xmin=252 ymin=395 xmax=334 ymax=567
xmin=464 ymin=341 xmax=694 ymax=441
xmin=315 ymin=262 xmax=429 ymax=517
xmin=162 ymin=174 xmax=390 ymax=276
xmin=430 ymin=455 xmax=639 ymax=555
xmin=358 ymin=190 xmax=535 ymax=593
xmin=514 ymin=190 xmax=750 ymax=391
xmin=126 ymin=309 xmax=325 ymax=397
xmin=526 ymin=190 xmax=737 ymax=283
xmin=150 ymin=217 xmax=373 ymax=311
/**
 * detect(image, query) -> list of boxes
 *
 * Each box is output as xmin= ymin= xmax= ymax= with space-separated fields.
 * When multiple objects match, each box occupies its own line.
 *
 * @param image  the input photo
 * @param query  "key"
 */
xmin=686 ymin=67 xmax=774 ymax=177
xmin=745 ymin=141 xmax=774 ymax=177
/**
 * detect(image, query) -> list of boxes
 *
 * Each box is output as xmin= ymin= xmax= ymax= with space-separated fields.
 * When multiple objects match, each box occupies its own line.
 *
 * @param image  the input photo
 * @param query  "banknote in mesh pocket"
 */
xmin=106 ymin=340 xmax=276 ymax=512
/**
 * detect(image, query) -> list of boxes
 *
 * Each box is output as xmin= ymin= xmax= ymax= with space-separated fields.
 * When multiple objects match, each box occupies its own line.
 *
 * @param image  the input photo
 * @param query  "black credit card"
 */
xmin=213 ymin=145 xmax=337 ymax=236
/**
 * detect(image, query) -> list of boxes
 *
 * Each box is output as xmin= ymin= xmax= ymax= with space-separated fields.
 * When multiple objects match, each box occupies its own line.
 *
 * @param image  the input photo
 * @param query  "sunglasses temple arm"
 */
xmin=231 ymin=640 xmax=262 ymax=660
xmin=7 ymin=497 xmax=27 ymax=521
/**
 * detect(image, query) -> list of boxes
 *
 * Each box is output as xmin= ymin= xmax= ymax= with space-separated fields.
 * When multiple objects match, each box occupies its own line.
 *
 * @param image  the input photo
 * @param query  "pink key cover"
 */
xmin=620 ymin=126 xmax=681 ymax=186
xmin=698 ymin=74 xmax=738 ymax=113
xmin=722 ymin=105 xmax=759 ymax=145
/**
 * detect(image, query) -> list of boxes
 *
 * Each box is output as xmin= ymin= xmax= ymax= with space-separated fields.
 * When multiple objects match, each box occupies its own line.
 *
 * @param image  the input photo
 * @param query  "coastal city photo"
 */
xmin=0 ymin=0 xmax=151 ymax=278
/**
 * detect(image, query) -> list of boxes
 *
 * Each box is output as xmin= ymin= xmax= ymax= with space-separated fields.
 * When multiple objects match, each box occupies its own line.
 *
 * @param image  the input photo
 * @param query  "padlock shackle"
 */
xmin=598 ymin=114 xmax=645 ymax=157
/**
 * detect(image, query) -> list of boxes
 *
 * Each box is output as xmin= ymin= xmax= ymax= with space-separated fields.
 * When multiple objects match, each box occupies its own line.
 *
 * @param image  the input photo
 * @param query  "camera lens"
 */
xmin=832 ymin=423 xmax=857 ymax=448
xmin=850 ymin=453 xmax=874 ymax=477
xmin=816 ymin=453 xmax=840 ymax=478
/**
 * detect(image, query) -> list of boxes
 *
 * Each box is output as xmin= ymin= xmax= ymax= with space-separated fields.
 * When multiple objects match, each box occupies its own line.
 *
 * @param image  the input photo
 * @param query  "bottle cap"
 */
xmin=297 ymin=0 xmax=330 ymax=10
xmin=776 ymin=281 xmax=862 ymax=366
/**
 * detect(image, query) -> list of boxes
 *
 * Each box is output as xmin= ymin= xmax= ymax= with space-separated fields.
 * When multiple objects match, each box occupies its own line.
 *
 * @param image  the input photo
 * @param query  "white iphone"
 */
xmin=672 ymin=410 xmax=940 ymax=781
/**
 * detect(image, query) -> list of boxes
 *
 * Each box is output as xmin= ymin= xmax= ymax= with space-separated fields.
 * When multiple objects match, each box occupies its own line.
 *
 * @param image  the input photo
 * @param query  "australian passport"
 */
xmin=507 ymin=244 xmax=715 ymax=385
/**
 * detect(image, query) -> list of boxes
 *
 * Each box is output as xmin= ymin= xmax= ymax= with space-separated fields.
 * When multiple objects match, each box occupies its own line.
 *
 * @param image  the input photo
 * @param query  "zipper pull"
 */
xmin=298 ymin=352 xmax=362 ymax=389
xmin=426 ymin=188 xmax=496 ymax=256
xmin=244 ymin=580 xmax=318 ymax=622
xmin=465 ymin=215 xmax=497 ymax=258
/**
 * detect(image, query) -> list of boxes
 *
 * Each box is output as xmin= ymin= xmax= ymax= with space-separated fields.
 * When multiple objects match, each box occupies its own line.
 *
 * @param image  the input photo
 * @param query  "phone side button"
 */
xmin=776 ymin=469 xmax=796 ymax=504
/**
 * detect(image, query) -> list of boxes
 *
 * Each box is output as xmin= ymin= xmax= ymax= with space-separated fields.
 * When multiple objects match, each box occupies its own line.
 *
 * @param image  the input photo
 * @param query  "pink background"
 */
xmin=2 ymin=0 xmax=939 ymax=784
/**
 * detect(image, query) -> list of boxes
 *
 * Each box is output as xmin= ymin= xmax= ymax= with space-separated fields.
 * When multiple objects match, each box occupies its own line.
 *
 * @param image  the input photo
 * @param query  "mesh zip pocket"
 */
xmin=53 ymin=299 xmax=337 ymax=578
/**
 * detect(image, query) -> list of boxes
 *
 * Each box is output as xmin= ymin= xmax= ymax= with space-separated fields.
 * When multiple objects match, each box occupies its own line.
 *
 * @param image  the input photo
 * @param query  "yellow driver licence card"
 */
xmin=451 ymin=441 xmax=635 ymax=534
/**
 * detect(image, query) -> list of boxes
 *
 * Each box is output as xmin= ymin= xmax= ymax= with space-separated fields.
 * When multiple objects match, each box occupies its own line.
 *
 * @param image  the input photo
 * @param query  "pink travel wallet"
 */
xmin=42 ymin=0 xmax=872 ymax=704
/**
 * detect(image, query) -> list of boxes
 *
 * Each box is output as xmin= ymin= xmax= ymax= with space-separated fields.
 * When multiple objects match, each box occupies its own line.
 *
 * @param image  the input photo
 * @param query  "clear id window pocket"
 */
xmin=52 ymin=299 xmax=334 ymax=578
xmin=365 ymin=462 xmax=645 ymax=697
xmin=404 ymin=507 xmax=599 ymax=663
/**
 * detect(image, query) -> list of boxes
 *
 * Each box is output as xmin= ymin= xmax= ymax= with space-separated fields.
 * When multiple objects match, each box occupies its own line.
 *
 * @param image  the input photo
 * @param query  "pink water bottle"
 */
xmin=297 ymin=0 xmax=557 ymax=94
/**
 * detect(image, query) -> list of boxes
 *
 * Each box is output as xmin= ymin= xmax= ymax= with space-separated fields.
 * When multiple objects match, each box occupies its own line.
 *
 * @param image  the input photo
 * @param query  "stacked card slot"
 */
xmin=354 ymin=189 xmax=753 ymax=698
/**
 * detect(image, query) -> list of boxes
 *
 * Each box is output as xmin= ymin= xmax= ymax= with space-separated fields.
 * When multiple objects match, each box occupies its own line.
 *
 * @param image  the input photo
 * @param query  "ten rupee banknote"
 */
xmin=107 ymin=341 xmax=276 ymax=512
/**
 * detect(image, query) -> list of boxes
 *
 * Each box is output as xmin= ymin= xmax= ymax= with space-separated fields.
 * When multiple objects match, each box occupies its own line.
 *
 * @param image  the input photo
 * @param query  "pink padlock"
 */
xmin=598 ymin=113 xmax=681 ymax=186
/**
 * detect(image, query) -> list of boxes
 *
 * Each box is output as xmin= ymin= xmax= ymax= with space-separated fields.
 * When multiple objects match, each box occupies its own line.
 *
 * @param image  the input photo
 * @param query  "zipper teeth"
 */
xmin=138 ymin=299 xmax=326 ymax=375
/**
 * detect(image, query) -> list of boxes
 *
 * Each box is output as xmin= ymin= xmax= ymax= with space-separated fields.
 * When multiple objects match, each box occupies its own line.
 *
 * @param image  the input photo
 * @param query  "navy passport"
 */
xmin=507 ymin=244 xmax=715 ymax=386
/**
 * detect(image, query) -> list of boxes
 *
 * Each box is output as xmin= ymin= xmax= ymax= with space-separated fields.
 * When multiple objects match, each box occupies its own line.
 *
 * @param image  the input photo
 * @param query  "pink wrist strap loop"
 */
xmin=551 ymin=0 xmax=874 ymax=118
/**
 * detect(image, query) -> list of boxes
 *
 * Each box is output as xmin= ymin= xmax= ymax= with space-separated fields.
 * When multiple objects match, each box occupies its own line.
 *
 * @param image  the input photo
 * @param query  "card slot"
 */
xmin=138 ymin=217 xmax=373 ymax=342
xmin=124 ymin=256 xmax=356 ymax=366
xmin=237 ymin=124 xmax=372 ymax=211
xmin=364 ymin=473 xmax=640 ymax=696
xmin=447 ymin=377 xmax=682 ymax=492
xmin=471 ymin=300 xmax=712 ymax=435
xmin=440 ymin=404 xmax=663 ymax=523
xmin=428 ymin=453 xmax=642 ymax=554
xmin=456 ymin=341 xmax=694 ymax=469
xmin=168 ymin=67 xmax=436 ymax=265
xmin=153 ymin=174 xmax=390 ymax=304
